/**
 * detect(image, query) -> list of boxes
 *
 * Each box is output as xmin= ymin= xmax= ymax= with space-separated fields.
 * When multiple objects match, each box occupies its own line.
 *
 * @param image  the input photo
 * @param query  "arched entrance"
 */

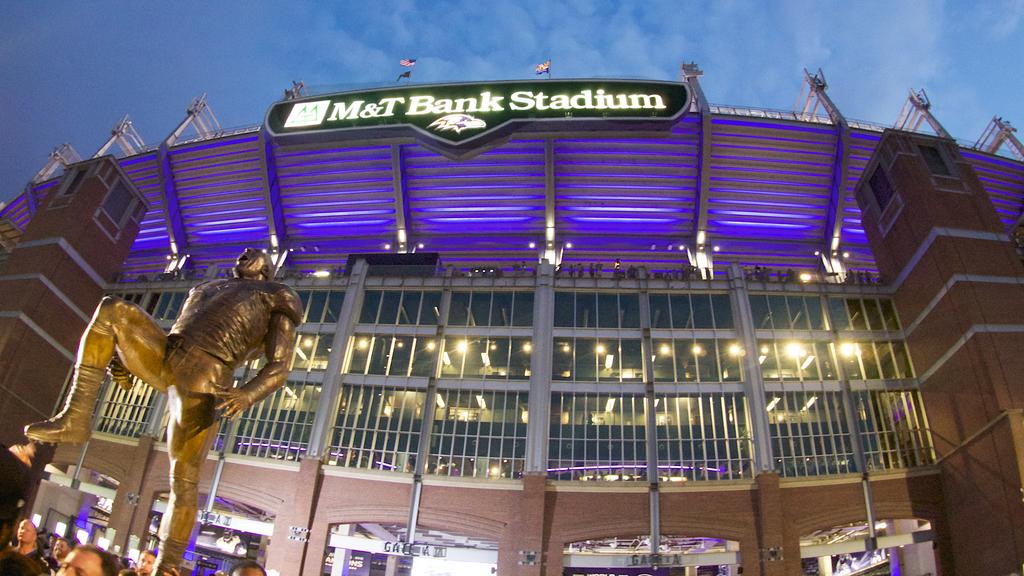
xmin=800 ymin=519 xmax=936 ymax=575
xmin=324 ymin=522 xmax=498 ymax=575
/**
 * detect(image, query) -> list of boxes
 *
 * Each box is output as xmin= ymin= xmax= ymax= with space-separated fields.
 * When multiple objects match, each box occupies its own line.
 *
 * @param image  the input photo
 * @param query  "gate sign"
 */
xmin=265 ymin=80 xmax=690 ymax=146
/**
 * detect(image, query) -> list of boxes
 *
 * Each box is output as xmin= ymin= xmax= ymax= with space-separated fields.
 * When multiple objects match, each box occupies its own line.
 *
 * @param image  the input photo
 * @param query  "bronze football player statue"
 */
xmin=25 ymin=248 xmax=302 ymax=575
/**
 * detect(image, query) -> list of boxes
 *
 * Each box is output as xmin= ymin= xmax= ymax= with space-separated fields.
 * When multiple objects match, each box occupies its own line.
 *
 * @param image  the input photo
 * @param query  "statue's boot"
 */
xmin=24 ymin=364 xmax=107 ymax=444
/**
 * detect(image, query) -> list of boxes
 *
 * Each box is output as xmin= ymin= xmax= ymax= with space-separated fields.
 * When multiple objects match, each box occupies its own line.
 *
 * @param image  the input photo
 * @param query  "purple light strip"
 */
xmin=174 ymin=167 xmax=261 ymax=183
xmin=713 ymin=143 xmax=833 ymax=158
xmin=274 ymin=145 xmax=391 ymax=159
xmin=707 ymin=187 xmax=828 ymax=199
xmin=173 ymin=157 xmax=260 ymax=174
xmin=562 ymin=206 xmax=687 ymax=213
xmin=712 ymin=220 xmax=813 ymax=229
xmin=554 ymin=147 xmax=696 ymax=158
xmin=176 ymin=177 xmax=263 ymax=193
xmin=408 ymin=183 xmax=544 ymax=191
xmin=288 ymin=198 xmax=394 ymax=209
xmin=119 ymin=153 xmax=158 ymax=167
xmin=568 ymin=217 xmax=680 ymax=224
xmin=710 ymin=198 xmax=817 ymax=210
xmin=556 ymin=184 xmax=696 ymax=191
xmin=557 ymin=160 xmax=697 ymax=169
xmin=708 ymin=209 xmax=813 ymax=220
xmin=192 ymin=226 xmax=267 ymax=236
xmin=278 ymin=167 xmax=393 ymax=179
xmin=277 ymin=177 xmax=393 ymax=189
xmin=170 ymin=148 xmax=259 ymax=166
xmin=558 ymin=195 xmax=686 ymax=202
xmin=292 ymin=209 xmax=395 ymax=218
xmin=712 ymin=117 xmax=836 ymax=135
xmin=415 ymin=206 xmax=540 ymax=213
xmin=714 ymin=165 xmax=831 ymax=178
xmin=178 ymin=187 xmax=266 ymax=202
xmin=279 ymin=187 xmax=394 ymax=198
xmin=277 ymin=156 xmax=393 ymax=170
xmin=411 ymin=172 xmax=545 ymax=180
xmin=191 ymin=217 xmax=266 ymax=228
xmin=425 ymin=216 xmax=535 ymax=223
xmin=412 ymin=194 xmax=544 ymax=202
xmin=711 ymin=154 xmax=832 ymax=168
xmin=295 ymin=219 xmax=392 ymax=228
xmin=555 ymin=171 xmax=694 ymax=180
xmin=709 ymin=176 xmax=830 ymax=190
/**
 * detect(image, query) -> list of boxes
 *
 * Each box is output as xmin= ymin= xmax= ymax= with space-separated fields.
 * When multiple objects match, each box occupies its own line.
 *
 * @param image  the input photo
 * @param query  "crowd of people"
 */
xmin=1 ymin=443 xmax=268 ymax=576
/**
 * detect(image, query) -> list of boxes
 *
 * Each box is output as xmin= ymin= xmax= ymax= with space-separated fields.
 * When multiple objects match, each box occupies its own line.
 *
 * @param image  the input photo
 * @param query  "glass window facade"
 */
xmin=328 ymin=386 xmax=425 ymax=473
xmin=650 ymin=293 xmax=734 ymax=329
xmin=757 ymin=340 xmax=838 ymax=382
xmin=447 ymin=291 xmax=534 ymax=327
xmin=296 ymin=290 xmax=345 ymax=324
xmin=95 ymin=380 xmax=158 ymax=439
xmin=548 ymin=393 xmax=647 ymax=481
xmin=766 ymin=391 xmax=856 ymax=477
xmin=749 ymin=295 xmax=827 ymax=331
xmin=428 ymin=389 xmax=527 ymax=479
xmin=651 ymin=339 xmax=743 ymax=382
xmin=229 ymin=379 xmax=321 ymax=461
xmin=829 ymin=297 xmax=901 ymax=331
xmin=554 ymin=292 xmax=641 ymax=328
xmin=348 ymin=335 xmax=438 ymax=378
xmin=359 ymin=290 xmax=441 ymax=325
xmin=838 ymin=341 xmax=914 ymax=380
xmin=856 ymin=390 xmax=934 ymax=470
xmin=439 ymin=337 xmax=532 ymax=380
xmin=551 ymin=338 xmax=643 ymax=382
xmin=654 ymin=394 xmax=752 ymax=481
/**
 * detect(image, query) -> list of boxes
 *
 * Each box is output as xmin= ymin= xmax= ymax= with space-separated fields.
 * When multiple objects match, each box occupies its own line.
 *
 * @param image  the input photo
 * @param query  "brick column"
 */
xmin=854 ymin=131 xmax=1024 ymax=575
xmin=264 ymin=456 xmax=321 ymax=575
xmin=498 ymin=473 xmax=546 ymax=576
xmin=107 ymin=436 xmax=156 ymax=551
xmin=752 ymin=473 xmax=794 ymax=576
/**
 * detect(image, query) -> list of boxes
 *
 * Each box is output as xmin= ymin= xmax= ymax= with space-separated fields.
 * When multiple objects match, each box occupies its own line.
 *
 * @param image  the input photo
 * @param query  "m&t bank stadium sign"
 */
xmin=265 ymin=80 xmax=689 ymax=146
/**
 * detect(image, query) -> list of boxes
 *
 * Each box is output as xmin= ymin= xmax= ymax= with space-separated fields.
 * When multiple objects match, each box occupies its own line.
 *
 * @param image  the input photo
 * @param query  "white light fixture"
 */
xmin=605 ymin=398 xmax=616 ymax=412
xmin=456 ymin=340 xmax=468 ymax=353
xmin=523 ymin=342 xmax=532 ymax=353
xmin=77 ymin=529 xmax=89 ymax=545
xmin=481 ymin=352 xmax=491 ymax=367
xmin=728 ymin=343 xmax=744 ymax=357
xmin=595 ymin=344 xmax=606 ymax=354
xmin=528 ymin=242 xmax=536 ymax=249
xmin=417 ymin=243 xmax=424 ymax=249
xmin=799 ymin=272 xmax=812 ymax=283
xmin=436 ymin=395 xmax=446 ymax=408
xmin=697 ymin=231 xmax=706 ymax=245
xmin=476 ymin=394 xmax=487 ymax=410
xmin=712 ymin=245 xmax=720 ymax=252
xmin=799 ymin=355 xmax=815 ymax=371
xmin=55 ymin=521 xmax=67 ymax=537
xmin=384 ymin=243 xmax=391 ymax=250
xmin=839 ymin=342 xmax=858 ymax=357
xmin=565 ymin=242 xmax=573 ymax=249
xmin=692 ymin=344 xmax=704 ymax=355
xmin=425 ymin=340 xmax=436 ymax=351
xmin=442 ymin=352 xmax=452 ymax=366
xmin=801 ymin=395 xmax=818 ymax=411
xmin=357 ymin=339 xmax=369 ymax=350
xmin=766 ymin=397 xmax=781 ymax=412
xmin=659 ymin=344 xmax=671 ymax=356
xmin=31 ymin=514 xmax=41 ymax=527
xmin=605 ymin=354 xmax=615 ymax=370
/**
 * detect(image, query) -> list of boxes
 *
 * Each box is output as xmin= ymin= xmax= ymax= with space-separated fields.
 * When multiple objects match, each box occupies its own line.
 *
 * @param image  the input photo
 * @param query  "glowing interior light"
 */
xmin=426 ymin=340 xmax=436 ymax=351
xmin=565 ymin=242 xmax=573 ymax=249
xmin=801 ymin=395 xmax=818 ymax=411
xmin=481 ymin=352 xmax=491 ymax=367
xmin=659 ymin=344 xmax=671 ymax=356
xmin=528 ymin=242 xmax=536 ymax=248
xmin=696 ymin=231 xmax=706 ymax=245
xmin=799 ymin=272 xmax=812 ymax=282
xmin=785 ymin=343 xmax=806 ymax=359
xmin=760 ymin=345 xmax=770 ymax=354
xmin=31 ymin=514 xmax=41 ymax=527
xmin=839 ymin=342 xmax=858 ymax=357
xmin=97 ymin=537 xmax=110 ymax=550
xmin=489 ymin=343 xmax=497 ymax=350
xmin=302 ymin=337 xmax=314 ymax=348
xmin=766 ymin=397 xmax=781 ymax=412
xmin=842 ymin=251 xmax=850 ymax=258
xmin=442 ymin=352 xmax=452 ymax=366
xmin=692 ymin=344 xmax=704 ymax=355
xmin=595 ymin=344 xmax=606 ymax=354
xmin=77 ymin=530 xmax=89 ymax=545
xmin=313 ymin=270 xmax=330 ymax=278
xmin=727 ymin=343 xmax=744 ymax=357
xmin=562 ymin=343 xmax=571 ymax=353
xmin=605 ymin=398 xmax=616 ymax=412
xmin=605 ymin=354 xmax=615 ymax=370
xmin=417 ymin=243 xmax=424 ymax=249
xmin=523 ymin=342 xmax=532 ymax=353
xmin=799 ymin=355 xmax=816 ymax=371
xmin=456 ymin=340 xmax=468 ymax=353
xmin=476 ymin=394 xmax=487 ymax=410
xmin=436 ymin=395 xmax=446 ymax=408
xmin=384 ymin=243 xmax=391 ymax=250
xmin=713 ymin=245 xmax=720 ymax=252
xmin=55 ymin=521 xmax=67 ymax=537
xmin=357 ymin=339 xmax=369 ymax=350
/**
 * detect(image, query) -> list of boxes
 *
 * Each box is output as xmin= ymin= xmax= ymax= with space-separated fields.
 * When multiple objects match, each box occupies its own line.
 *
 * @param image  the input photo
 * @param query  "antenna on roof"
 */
xmin=32 ymin=143 xmax=82 ymax=183
xmin=94 ymin=115 xmax=146 ymax=158
xmin=975 ymin=116 xmax=1023 ymax=161
xmin=164 ymin=94 xmax=222 ymax=146
xmin=284 ymin=80 xmax=306 ymax=100
xmin=894 ymin=89 xmax=951 ymax=139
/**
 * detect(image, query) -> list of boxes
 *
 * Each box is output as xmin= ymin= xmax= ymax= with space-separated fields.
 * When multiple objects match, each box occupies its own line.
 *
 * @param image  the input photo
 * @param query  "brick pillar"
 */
xmin=752 ymin=473 xmax=794 ymax=576
xmin=854 ymin=131 xmax=1024 ymax=575
xmin=0 ymin=156 xmax=147 ymax=446
xmin=498 ymin=473 xmax=546 ymax=576
xmin=107 ymin=436 xmax=156 ymax=552
xmin=264 ymin=457 xmax=321 ymax=575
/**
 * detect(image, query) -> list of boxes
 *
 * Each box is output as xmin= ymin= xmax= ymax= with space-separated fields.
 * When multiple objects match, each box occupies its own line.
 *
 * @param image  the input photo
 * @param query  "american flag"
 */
xmin=400 ymin=58 xmax=417 ymax=67
xmin=535 ymin=60 xmax=551 ymax=75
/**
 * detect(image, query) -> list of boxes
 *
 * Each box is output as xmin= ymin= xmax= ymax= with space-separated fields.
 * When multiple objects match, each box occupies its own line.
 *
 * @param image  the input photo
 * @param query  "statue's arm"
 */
xmin=216 ymin=311 xmax=297 ymax=418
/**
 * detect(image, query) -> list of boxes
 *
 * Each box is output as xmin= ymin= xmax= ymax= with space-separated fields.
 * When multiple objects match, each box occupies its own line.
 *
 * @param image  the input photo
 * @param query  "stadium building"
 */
xmin=1 ymin=67 xmax=1024 ymax=576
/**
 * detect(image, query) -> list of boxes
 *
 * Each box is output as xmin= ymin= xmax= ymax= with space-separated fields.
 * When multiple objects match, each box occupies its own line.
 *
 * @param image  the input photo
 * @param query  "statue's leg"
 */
xmin=25 ymin=296 xmax=167 ymax=443
xmin=153 ymin=388 xmax=217 ymax=575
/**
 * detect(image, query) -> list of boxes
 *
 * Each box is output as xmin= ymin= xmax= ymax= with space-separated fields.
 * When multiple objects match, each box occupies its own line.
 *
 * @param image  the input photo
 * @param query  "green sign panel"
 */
xmin=265 ymin=79 xmax=690 ymax=145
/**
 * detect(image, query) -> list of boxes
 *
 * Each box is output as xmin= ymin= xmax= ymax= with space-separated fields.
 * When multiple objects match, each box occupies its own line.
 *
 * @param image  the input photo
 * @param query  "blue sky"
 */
xmin=2 ymin=0 xmax=1022 ymax=203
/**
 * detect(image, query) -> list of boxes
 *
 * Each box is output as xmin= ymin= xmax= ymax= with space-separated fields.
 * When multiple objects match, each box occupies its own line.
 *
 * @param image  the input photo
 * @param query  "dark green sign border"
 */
xmin=264 ymin=79 xmax=690 ymax=147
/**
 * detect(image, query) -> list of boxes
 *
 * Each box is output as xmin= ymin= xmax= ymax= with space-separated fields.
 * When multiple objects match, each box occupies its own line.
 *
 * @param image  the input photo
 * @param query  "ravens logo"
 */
xmin=427 ymin=114 xmax=487 ymax=134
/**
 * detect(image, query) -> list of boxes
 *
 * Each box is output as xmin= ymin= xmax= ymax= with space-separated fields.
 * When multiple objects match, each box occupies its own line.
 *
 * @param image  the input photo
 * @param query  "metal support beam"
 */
xmin=728 ymin=263 xmax=774 ymax=472
xmin=894 ymin=89 xmax=951 ymax=139
xmin=258 ymin=131 xmax=288 ymax=252
xmin=31 ymin=143 xmax=81 ymax=184
xmin=157 ymin=143 xmax=188 ymax=255
xmin=391 ymin=145 xmax=411 ymax=253
xmin=976 ymin=116 xmax=1024 ymax=162
xmin=682 ymin=63 xmax=713 ymax=254
xmin=801 ymin=69 xmax=851 ymax=268
xmin=543 ymin=139 xmax=557 ymax=263
xmin=164 ymin=94 xmax=221 ymax=147
xmin=94 ymin=115 xmax=146 ymax=158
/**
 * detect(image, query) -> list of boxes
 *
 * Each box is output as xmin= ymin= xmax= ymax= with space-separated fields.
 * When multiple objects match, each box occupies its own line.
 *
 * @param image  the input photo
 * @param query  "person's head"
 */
xmin=58 ymin=545 xmax=121 ymax=576
xmin=52 ymin=537 xmax=72 ymax=561
xmin=229 ymin=559 xmax=267 ymax=576
xmin=136 ymin=550 xmax=156 ymax=576
xmin=16 ymin=519 xmax=37 ymax=546
xmin=234 ymin=248 xmax=272 ymax=281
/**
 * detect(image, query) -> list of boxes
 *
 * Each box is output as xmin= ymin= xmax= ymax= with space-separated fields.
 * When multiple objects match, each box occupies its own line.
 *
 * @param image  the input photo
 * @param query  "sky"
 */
xmin=2 ymin=0 xmax=1023 ymax=203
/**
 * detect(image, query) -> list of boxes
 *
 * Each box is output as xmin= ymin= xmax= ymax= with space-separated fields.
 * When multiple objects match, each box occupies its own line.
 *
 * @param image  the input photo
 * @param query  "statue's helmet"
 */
xmin=234 ymin=248 xmax=272 ymax=280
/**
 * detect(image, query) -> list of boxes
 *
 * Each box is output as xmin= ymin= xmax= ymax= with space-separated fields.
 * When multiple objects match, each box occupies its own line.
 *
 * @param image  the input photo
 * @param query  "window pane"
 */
xmin=490 ymin=292 xmax=513 ymax=327
xmin=675 ymin=340 xmax=698 ymax=382
xmin=411 ymin=338 xmax=437 ymax=377
xmin=847 ymin=299 xmax=867 ymax=330
xmin=653 ymin=339 xmax=674 ymax=382
xmin=575 ymin=338 xmax=597 ymax=381
xmin=750 ymin=296 xmax=771 ymax=330
xmin=469 ymin=292 xmax=491 ymax=327
xmin=695 ymin=339 xmax=718 ymax=381
xmin=324 ymin=292 xmax=344 ymax=324
xmin=692 ymin=295 xmax=714 ymax=328
xmin=367 ymin=336 xmax=392 ymax=375
xmin=509 ymin=338 xmax=532 ymax=380
xmin=512 ymin=292 xmax=534 ymax=326
xmin=597 ymin=340 xmax=620 ymax=382
xmin=670 ymin=295 xmax=692 ymax=329
xmin=721 ymin=342 xmax=741 ymax=382
xmin=307 ymin=292 xmax=328 ymax=323
xmin=598 ymin=294 xmax=619 ymax=328
xmin=420 ymin=291 xmax=442 ymax=325
xmin=787 ymin=296 xmax=809 ymax=330
xmin=841 ymin=344 xmax=863 ymax=380
xmin=768 ymin=296 xmax=788 ymax=331
xmin=817 ymin=342 xmax=838 ymax=380
xmin=463 ymin=338 xmax=485 ymax=377
xmin=863 ymin=299 xmax=884 ymax=331
xmin=828 ymin=298 xmax=849 ymax=330
xmin=806 ymin=297 xmax=825 ymax=330
xmin=359 ymin=291 xmax=381 ymax=324
xmin=398 ymin=291 xmax=421 ymax=325
xmin=649 ymin=294 xmax=671 ymax=328
xmin=378 ymin=292 xmax=401 ymax=325
xmin=620 ymin=294 xmax=641 ymax=328
xmin=484 ymin=337 xmax=510 ymax=379
xmin=711 ymin=294 xmax=733 ymax=329
xmin=448 ymin=292 xmax=470 ymax=326
xmin=620 ymin=340 xmax=643 ymax=381
xmin=554 ymin=292 xmax=574 ymax=327
xmin=312 ymin=334 xmax=332 ymax=370
xmin=388 ymin=336 xmax=413 ymax=376
xmin=876 ymin=297 xmax=901 ymax=330
xmin=758 ymin=341 xmax=779 ymax=381
xmin=893 ymin=342 xmax=913 ymax=378
xmin=348 ymin=336 xmax=371 ymax=374
xmin=860 ymin=342 xmax=881 ymax=379
xmin=576 ymin=293 xmax=597 ymax=328
xmin=441 ymin=338 xmax=465 ymax=377
xmin=877 ymin=341 xmax=898 ymax=379
xmin=552 ymin=339 xmax=573 ymax=380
